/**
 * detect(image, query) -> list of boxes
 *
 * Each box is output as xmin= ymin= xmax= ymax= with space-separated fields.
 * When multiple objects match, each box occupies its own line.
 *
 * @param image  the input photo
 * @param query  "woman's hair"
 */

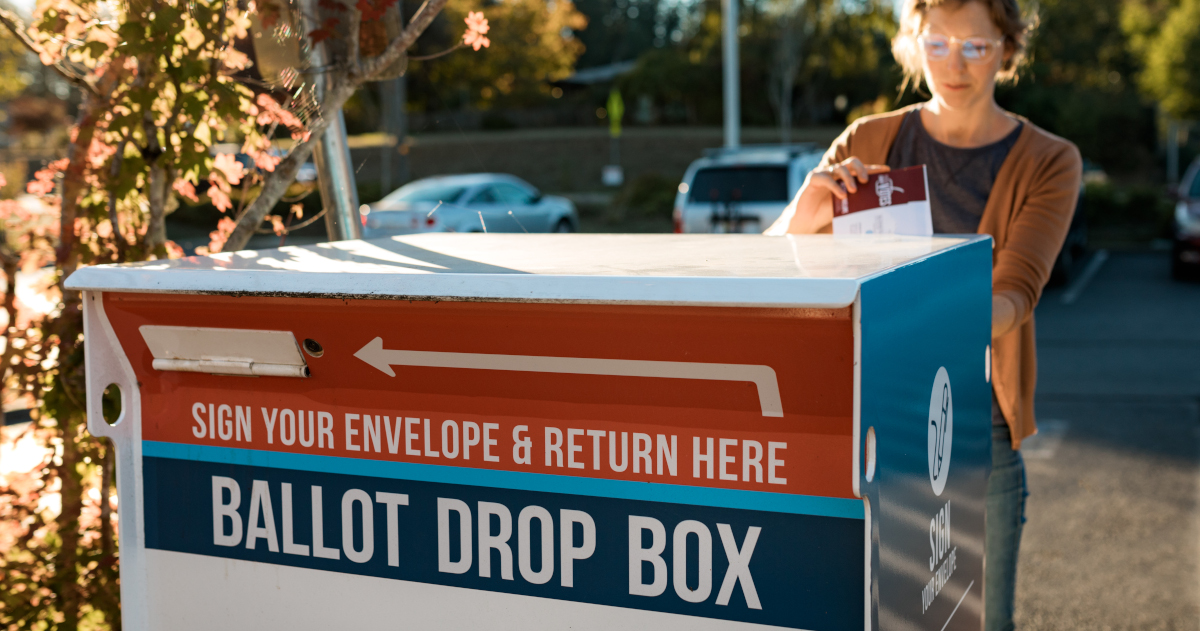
xmin=892 ymin=0 xmax=1035 ymax=93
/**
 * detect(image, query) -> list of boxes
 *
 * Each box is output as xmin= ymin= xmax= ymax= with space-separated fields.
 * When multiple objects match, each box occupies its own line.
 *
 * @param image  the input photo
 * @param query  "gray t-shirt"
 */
xmin=886 ymin=109 xmax=1022 ymax=234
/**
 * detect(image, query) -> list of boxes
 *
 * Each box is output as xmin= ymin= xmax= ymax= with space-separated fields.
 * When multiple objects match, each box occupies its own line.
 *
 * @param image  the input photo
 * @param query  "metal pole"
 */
xmin=381 ymin=82 xmax=393 ymax=195
xmin=298 ymin=0 xmax=362 ymax=241
xmin=314 ymin=112 xmax=362 ymax=241
xmin=397 ymin=73 xmax=409 ymax=184
xmin=722 ymin=0 xmax=740 ymax=149
xmin=379 ymin=2 xmax=408 ymax=196
xmin=380 ymin=76 xmax=409 ymax=192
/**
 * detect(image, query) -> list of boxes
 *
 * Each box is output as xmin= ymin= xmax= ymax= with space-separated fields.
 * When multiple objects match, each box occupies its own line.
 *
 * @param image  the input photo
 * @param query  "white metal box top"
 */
xmin=65 ymin=233 xmax=980 ymax=308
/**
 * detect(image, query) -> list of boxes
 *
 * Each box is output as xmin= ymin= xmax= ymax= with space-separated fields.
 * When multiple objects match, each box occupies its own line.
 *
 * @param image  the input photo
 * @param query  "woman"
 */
xmin=768 ymin=0 xmax=1081 ymax=629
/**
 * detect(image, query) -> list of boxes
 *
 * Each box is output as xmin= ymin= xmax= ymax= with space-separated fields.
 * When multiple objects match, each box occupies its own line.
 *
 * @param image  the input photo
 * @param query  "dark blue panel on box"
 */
xmin=143 ymin=454 xmax=864 ymax=630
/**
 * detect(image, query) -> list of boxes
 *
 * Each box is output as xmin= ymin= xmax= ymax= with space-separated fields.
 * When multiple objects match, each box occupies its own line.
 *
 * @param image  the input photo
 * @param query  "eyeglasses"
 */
xmin=918 ymin=33 xmax=1005 ymax=62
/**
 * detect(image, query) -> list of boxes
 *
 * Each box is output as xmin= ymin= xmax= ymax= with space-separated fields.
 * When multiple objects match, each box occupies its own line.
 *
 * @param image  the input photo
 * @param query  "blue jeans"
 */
xmin=986 ymin=401 xmax=1027 ymax=631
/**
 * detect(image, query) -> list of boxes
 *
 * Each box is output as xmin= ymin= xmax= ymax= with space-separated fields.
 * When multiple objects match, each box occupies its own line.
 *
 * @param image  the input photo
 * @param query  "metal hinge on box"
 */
xmin=139 ymin=325 xmax=310 ymax=378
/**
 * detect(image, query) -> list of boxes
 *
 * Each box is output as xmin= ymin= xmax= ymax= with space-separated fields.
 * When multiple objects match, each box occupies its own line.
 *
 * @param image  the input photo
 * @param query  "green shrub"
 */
xmin=1083 ymin=182 xmax=1174 ymax=241
xmin=481 ymin=112 xmax=518 ymax=130
xmin=615 ymin=173 xmax=677 ymax=219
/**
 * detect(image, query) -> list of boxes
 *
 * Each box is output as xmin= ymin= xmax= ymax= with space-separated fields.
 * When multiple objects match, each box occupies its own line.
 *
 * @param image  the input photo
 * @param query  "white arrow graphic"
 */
xmin=354 ymin=337 xmax=784 ymax=417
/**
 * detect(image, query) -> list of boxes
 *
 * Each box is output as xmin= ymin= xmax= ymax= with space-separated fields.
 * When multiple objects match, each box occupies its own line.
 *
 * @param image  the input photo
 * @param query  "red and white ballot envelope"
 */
xmin=831 ymin=165 xmax=932 ymax=236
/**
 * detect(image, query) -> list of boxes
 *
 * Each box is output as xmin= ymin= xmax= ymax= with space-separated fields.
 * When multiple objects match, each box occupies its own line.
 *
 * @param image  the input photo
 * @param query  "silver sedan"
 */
xmin=362 ymin=174 xmax=579 ymax=237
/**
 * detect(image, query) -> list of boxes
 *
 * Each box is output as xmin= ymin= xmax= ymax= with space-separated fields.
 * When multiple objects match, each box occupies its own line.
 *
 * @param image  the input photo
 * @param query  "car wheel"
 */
xmin=553 ymin=218 xmax=575 ymax=233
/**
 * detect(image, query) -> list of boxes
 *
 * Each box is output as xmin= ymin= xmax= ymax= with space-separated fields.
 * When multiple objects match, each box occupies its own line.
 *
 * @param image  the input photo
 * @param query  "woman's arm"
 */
xmin=992 ymin=293 xmax=1017 ymax=338
xmin=991 ymin=143 xmax=1083 ymax=337
xmin=765 ymin=157 xmax=891 ymax=235
xmin=766 ymin=121 xmax=889 ymax=235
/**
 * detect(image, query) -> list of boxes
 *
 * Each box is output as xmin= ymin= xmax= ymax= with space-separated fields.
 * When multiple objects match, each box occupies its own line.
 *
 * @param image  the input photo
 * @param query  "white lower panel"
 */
xmin=145 ymin=549 xmax=801 ymax=631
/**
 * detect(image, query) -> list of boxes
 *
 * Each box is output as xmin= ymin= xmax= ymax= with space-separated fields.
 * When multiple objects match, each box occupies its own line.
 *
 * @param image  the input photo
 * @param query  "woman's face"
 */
xmin=919 ymin=1 xmax=1008 ymax=110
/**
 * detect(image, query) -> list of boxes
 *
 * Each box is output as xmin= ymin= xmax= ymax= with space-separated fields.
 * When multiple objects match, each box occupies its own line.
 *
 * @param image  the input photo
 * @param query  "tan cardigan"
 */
xmin=816 ymin=105 xmax=1082 ymax=448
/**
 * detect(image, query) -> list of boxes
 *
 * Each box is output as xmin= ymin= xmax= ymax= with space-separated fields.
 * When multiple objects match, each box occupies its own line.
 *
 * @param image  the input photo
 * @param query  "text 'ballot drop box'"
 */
xmin=69 ymin=233 xmax=992 ymax=631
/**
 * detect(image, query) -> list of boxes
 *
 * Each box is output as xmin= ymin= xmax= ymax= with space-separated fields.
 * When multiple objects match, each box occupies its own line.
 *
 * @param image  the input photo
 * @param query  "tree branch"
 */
xmin=357 ymin=0 xmax=452 ymax=80
xmin=106 ymin=134 xmax=130 ymax=260
xmin=0 ymin=7 xmax=100 ymax=97
xmin=223 ymin=82 xmax=357 ymax=251
xmin=408 ymin=42 xmax=462 ymax=61
xmin=226 ymin=0 xmax=454 ymax=249
xmin=0 ymin=247 xmax=20 ymax=425
xmin=346 ymin=0 xmax=361 ymax=71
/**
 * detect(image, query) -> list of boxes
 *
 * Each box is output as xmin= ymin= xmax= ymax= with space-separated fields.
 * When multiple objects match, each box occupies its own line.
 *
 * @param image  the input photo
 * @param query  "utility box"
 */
xmin=68 ymin=234 xmax=992 ymax=631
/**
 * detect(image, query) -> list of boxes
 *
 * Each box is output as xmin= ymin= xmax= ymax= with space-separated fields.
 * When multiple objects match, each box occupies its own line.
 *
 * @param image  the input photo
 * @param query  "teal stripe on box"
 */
xmin=142 ymin=440 xmax=864 ymax=520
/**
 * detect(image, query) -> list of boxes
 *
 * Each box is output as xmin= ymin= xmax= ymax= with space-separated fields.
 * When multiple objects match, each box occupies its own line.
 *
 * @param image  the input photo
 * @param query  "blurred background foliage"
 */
xmin=0 ymin=28 xmax=26 ymax=101
xmin=311 ymin=0 xmax=1200 ymax=236
xmin=4 ymin=0 xmax=1200 ymax=237
xmin=616 ymin=0 xmax=897 ymax=126
xmin=995 ymin=0 xmax=1157 ymax=176
xmin=410 ymin=0 xmax=589 ymax=111
xmin=329 ymin=0 xmax=1200 ymax=184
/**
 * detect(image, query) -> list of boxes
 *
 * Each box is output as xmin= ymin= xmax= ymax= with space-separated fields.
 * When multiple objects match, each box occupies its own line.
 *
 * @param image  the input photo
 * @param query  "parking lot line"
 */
xmin=1061 ymin=249 xmax=1109 ymax=305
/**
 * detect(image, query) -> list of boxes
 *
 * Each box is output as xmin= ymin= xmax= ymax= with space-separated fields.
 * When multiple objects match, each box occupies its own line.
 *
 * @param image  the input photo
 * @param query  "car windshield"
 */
xmin=381 ymin=182 xmax=469 ymax=204
xmin=688 ymin=166 xmax=789 ymax=203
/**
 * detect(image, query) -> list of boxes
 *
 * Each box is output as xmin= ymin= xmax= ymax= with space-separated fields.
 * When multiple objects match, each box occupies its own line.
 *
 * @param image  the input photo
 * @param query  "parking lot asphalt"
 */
xmin=1016 ymin=252 xmax=1200 ymax=629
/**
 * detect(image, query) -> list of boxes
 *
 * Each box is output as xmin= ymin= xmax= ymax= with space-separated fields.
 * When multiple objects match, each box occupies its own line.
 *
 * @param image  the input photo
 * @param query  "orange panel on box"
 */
xmin=106 ymin=293 xmax=856 ymax=499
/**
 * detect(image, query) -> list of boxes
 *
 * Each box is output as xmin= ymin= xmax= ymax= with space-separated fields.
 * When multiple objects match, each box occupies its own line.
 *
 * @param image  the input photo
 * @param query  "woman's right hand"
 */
xmin=764 ymin=157 xmax=891 ymax=235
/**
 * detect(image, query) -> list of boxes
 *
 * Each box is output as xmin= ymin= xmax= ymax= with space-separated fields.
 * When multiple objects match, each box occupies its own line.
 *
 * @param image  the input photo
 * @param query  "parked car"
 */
xmin=673 ymin=144 xmax=825 ymax=234
xmin=362 ymin=174 xmax=578 ymax=237
xmin=1172 ymin=157 xmax=1200 ymax=279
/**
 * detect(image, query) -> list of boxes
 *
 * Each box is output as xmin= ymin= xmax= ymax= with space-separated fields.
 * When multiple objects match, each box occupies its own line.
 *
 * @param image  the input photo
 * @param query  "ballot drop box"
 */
xmin=68 ymin=233 xmax=993 ymax=631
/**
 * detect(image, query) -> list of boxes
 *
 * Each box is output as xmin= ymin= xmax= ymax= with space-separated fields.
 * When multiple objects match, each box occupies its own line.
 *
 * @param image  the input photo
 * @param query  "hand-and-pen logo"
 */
xmin=875 ymin=174 xmax=905 ymax=207
xmin=928 ymin=367 xmax=953 ymax=496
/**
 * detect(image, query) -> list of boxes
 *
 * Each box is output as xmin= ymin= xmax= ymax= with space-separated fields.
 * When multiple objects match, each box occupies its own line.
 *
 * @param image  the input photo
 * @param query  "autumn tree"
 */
xmin=617 ymin=0 xmax=896 ymax=126
xmin=410 ymin=0 xmax=586 ymax=111
xmin=768 ymin=0 xmax=814 ymax=142
xmin=0 ymin=25 xmax=27 ymax=101
xmin=222 ymin=0 xmax=489 ymax=251
xmin=0 ymin=0 xmax=299 ymax=624
xmin=0 ymin=0 xmax=485 ymax=626
xmin=1125 ymin=0 xmax=1200 ymax=119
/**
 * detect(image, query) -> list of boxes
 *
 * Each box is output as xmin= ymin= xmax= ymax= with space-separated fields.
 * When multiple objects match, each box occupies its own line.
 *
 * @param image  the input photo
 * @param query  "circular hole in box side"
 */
xmin=303 ymin=338 xmax=324 ymax=358
xmin=102 ymin=383 xmax=123 ymax=426
xmin=865 ymin=426 xmax=877 ymax=483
